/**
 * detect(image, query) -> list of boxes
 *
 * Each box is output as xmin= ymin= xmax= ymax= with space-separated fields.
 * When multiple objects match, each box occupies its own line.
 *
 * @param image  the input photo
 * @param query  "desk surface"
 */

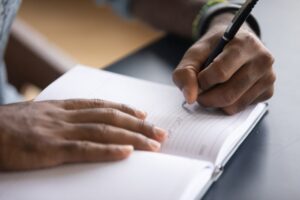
xmin=17 ymin=0 xmax=163 ymax=68
xmin=107 ymin=0 xmax=300 ymax=199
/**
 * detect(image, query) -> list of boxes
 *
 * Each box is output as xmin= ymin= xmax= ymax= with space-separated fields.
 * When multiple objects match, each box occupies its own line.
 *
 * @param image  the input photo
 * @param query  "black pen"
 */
xmin=203 ymin=0 xmax=260 ymax=68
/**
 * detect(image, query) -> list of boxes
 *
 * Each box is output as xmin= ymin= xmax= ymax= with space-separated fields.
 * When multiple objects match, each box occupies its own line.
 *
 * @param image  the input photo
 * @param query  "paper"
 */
xmin=36 ymin=65 xmax=265 ymax=163
xmin=0 ymin=152 xmax=214 ymax=200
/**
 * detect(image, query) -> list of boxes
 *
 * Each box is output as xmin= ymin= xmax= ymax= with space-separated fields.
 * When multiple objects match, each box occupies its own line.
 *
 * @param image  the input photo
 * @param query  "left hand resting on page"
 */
xmin=0 ymin=99 xmax=167 ymax=171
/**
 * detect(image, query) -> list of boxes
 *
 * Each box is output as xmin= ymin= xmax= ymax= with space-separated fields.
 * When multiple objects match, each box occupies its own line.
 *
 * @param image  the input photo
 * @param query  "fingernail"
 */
xmin=182 ymin=87 xmax=190 ymax=101
xmin=148 ymin=139 xmax=161 ymax=151
xmin=135 ymin=110 xmax=147 ymax=119
xmin=154 ymin=127 xmax=168 ymax=141
xmin=182 ymin=87 xmax=195 ymax=104
xmin=123 ymin=145 xmax=134 ymax=151
xmin=118 ymin=145 xmax=134 ymax=158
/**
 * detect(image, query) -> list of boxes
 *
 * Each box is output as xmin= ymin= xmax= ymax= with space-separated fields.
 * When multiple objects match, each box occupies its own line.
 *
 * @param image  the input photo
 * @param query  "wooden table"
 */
xmin=5 ymin=0 xmax=163 ymax=98
xmin=16 ymin=0 xmax=163 ymax=68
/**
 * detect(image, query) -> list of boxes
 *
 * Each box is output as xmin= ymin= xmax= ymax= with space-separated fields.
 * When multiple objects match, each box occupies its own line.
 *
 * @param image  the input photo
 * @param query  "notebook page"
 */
xmin=36 ymin=65 xmax=261 ymax=163
xmin=214 ymin=103 xmax=266 ymax=166
xmin=0 ymin=151 xmax=214 ymax=200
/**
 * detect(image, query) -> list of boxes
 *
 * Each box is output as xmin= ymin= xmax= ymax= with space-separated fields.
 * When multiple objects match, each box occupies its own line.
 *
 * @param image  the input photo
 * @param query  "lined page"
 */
xmin=36 ymin=65 xmax=262 ymax=163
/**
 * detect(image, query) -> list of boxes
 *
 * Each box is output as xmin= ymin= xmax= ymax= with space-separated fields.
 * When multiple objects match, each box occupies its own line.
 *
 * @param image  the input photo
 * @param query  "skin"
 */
xmin=0 ymin=0 xmax=276 ymax=171
xmin=132 ymin=0 xmax=276 ymax=115
xmin=0 ymin=99 xmax=167 ymax=171
xmin=173 ymin=13 xmax=276 ymax=114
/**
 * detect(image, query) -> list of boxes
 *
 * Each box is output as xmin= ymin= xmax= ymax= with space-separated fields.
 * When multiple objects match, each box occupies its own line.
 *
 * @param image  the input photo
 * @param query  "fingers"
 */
xmin=197 ymin=33 xmax=266 ymax=91
xmin=197 ymin=61 xmax=266 ymax=108
xmin=252 ymin=87 xmax=275 ymax=104
xmin=174 ymin=27 xmax=275 ymax=112
xmin=221 ymin=73 xmax=276 ymax=115
xmin=55 ymin=99 xmax=147 ymax=119
xmin=197 ymin=45 xmax=246 ymax=91
xmin=196 ymin=33 xmax=274 ymax=113
xmin=62 ymin=124 xmax=161 ymax=151
xmin=65 ymin=108 xmax=168 ymax=142
xmin=57 ymin=141 xmax=133 ymax=163
xmin=173 ymin=66 xmax=199 ymax=103
xmin=173 ymin=42 xmax=211 ymax=104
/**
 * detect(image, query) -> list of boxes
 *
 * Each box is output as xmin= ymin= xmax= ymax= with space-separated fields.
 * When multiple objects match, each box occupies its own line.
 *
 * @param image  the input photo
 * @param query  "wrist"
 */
xmin=192 ymin=1 xmax=261 ymax=40
xmin=131 ymin=0 xmax=204 ymax=38
xmin=208 ymin=12 xmax=257 ymax=36
xmin=0 ymin=131 xmax=3 ymax=169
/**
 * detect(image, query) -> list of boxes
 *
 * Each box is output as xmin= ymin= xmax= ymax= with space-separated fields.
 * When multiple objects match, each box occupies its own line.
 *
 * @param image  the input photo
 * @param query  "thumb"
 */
xmin=173 ymin=41 xmax=212 ymax=103
xmin=172 ymin=66 xmax=200 ymax=104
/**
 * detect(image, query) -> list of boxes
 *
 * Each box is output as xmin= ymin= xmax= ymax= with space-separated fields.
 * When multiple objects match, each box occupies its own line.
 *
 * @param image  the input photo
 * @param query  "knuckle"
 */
xmin=222 ymin=91 xmax=236 ymax=106
xmin=261 ymin=51 xmax=275 ymax=67
xmin=98 ymin=124 xmax=109 ymax=135
xmin=182 ymin=47 xmax=197 ymax=60
xmin=137 ymin=120 xmax=153 ymax=135
xmin=120 ymin=103 xmax=127 ymax=111
xmin=214 ymin=64 xmax=230 ymax=83
xmin=184 ymin=41 xmax=210 ymax=59
xmin=120 ymin=103 xmax=134 ymax=114
xmin=268 ymin=72 xmax=277 ymax=85
xmin=48 ymin=119 xmax=67 ymax=130
xmin=63 ymin=141 xmax=89 ymax=157
xmin=259 ymin=50 xmax=275 ymax=68
xmin=45 ymin=108 xmax=67 ymax=120
xmin=173 ymin=67 xmax=182 ymax=76
xmin=47 ymin=100 xmax=62 ymax=108
xmin=62 ymin=141 xmax=79 ymax=153
xmin=105 ymin=108 xmax=120 ymax=122
xmin=263 ymin=72 xmax=276 ymax=87
xmin=62 ymin=99 xmax=76 ymax=109
xmin=78 ymin=141 xmax=90 ymax=155
xmin=239 ymin=67 xmax=254 ymax=85
xmin=188 ymin=43 xmax=203 ymax=54
xmin=232 ymin=35 xmax=244 ymax=46
xmin=137 ymin=120 xmax=146 ymax=132
xmin=265 ymin=88 xmax=275 ymax=100
xmin=93 ymin=99 xmax=105 ymax=107
xmin=228 ymin=46 xmax=242 ymax=58
xmin=244 ymin=33 xmax=257 ymax=45
xmin=102 ymin=146 xmax=118 ymax=157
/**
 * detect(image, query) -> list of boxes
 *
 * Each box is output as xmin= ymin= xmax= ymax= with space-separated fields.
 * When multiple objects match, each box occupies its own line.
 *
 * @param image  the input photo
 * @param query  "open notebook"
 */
xmin=0 ymin=65 xmax=267 ymax=200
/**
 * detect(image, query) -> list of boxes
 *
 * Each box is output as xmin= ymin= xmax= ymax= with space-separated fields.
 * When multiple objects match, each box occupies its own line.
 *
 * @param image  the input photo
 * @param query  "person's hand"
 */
xmin=173 ymin=13 xmax=276 ymax=115
xmin=0 ymin=99 xmax=167 ymax=171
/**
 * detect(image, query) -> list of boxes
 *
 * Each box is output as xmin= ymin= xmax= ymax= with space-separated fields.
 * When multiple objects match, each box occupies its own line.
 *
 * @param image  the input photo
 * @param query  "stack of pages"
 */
xmin=0 ymin=65 xmax=267 ymax=200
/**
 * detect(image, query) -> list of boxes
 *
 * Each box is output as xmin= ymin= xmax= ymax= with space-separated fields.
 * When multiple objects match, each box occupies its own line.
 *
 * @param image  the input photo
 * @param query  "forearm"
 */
xmin=131 ymin=0 xmax=258 ymax=39
xmin=0 ymin=129 xmax=3 ymax=169
xmin=131 ymin=0 xmax=206 ymax=38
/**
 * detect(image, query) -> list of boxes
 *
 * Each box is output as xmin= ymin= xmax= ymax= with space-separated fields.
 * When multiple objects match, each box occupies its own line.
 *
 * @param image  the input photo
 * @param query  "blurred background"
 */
xmin=5 ymin=0 xmax=164 ymax=100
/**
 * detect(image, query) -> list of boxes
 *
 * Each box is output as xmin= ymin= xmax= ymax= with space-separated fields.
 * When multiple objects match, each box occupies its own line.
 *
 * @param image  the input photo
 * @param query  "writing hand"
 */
xmin=173 ymin=14 xmax=276 ymax=115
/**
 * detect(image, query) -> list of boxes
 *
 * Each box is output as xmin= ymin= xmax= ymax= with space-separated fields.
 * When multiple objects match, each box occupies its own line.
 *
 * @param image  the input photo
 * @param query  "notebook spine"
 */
xmin=212 ymin=165 xmax=224 ymax=182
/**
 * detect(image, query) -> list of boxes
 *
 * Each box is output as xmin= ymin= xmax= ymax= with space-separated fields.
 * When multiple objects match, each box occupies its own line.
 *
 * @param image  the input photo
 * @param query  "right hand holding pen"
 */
xmin=173 ymin=18 xmax=276 ymax=115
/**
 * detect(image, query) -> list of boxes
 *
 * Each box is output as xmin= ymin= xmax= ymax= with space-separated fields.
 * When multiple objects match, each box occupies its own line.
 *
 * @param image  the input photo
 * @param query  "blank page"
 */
xmin=36 ymin=65 xmax=264 ymax=163
xmin=0 ymin=152 xmax=214 ymax=200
